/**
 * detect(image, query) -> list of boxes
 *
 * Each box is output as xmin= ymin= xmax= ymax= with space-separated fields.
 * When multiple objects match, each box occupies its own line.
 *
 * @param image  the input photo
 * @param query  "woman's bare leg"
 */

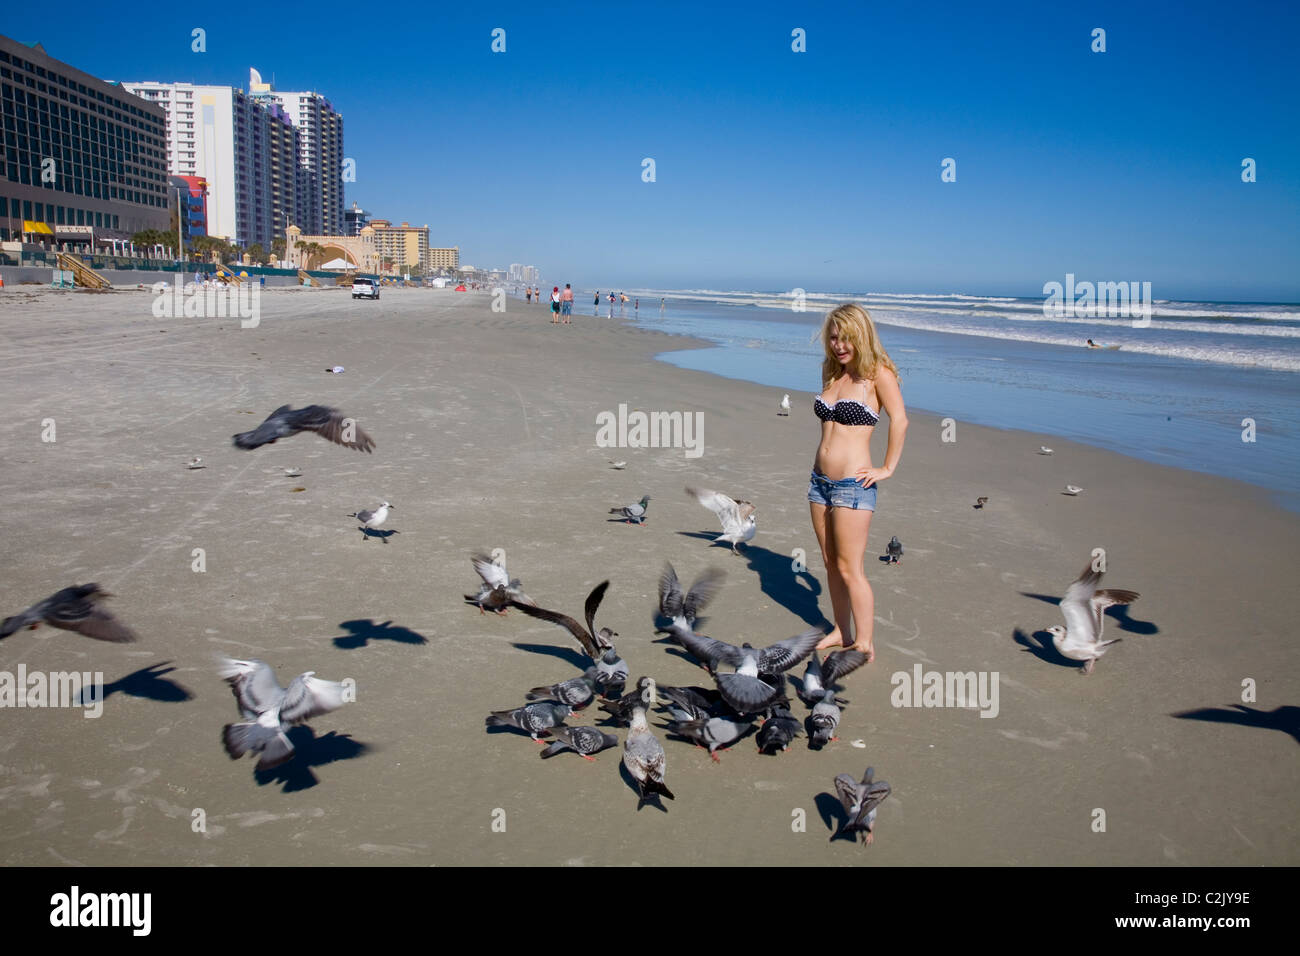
xmin=829 ymin=506 xmax=875 ymax=661
xmin=811 ymin=502 xmax=853 ymax=649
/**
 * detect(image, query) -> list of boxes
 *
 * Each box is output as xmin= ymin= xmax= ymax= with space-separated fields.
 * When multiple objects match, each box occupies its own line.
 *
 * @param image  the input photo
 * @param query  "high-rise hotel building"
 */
xmin=261 ymin=82 xmax=344 ymax=236
xmin=0 ymin=35 xmax=169 ymax=242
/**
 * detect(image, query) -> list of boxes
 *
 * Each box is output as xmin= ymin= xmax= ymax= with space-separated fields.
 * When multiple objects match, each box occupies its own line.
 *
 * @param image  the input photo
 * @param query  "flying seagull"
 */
xmin=232 ymin=404 xmax=375 ymax=453
xmin=886 ymin=536 xmax=904 ymax=564
xmin=219 ymin=658 xmax=350 ymax=770
xmin=610 ymin=495 xmax=651 ymax=525
xmin=465 ymin=552 xmax=535 ymax=614
xmin=623 ymin=679 xmax=674 ymax=807
xmin=685 ymin=487 xmax=757 ymax=554
xmin=540 ymin=725 xmax=619 ymax=761
xmin=832 ymin=765 xmax=892 ymax=845
xmin=1 ymin=584 xmax=137 ymax=643
xmin=1046 ymin=558 xmax=1140 ymax=674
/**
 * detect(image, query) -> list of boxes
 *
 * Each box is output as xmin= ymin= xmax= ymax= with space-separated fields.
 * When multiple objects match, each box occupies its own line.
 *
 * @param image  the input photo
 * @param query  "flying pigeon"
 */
xmin=657 ymin=563 xmax=726 ymax=629
xmin=1046 ymin=558 xmax=1139 ymax=674
xmin=609 ymin=495 xmax=651 ymax=525
xmin=885 ymin=536 xmax=904 ymax=564
xmin=540 ymin=725 xmax=619 ymax=760
xmin=685 ymin=487 xmax=757 ymax=554
xmin=1 ymin=584 xmax=137 ymax=643
xmin=219 ymin=658 xmax=350 ymax=770
xmin=232 ymin=404 xmax=375 ymax=453
xmin=663 ymin=620 xmax=824 ymax=714
xmin=466 ymin=552 xmax=535 ymax=614
xmin=797 ymin=649 xmax=869 ymax=706
xmin=832 ymin=765 xmax=892 ymax=845
xmin=485 ymin=701 xmax=573 ymax=742
xmin=623 ymin=680 xmax=674 ymax=806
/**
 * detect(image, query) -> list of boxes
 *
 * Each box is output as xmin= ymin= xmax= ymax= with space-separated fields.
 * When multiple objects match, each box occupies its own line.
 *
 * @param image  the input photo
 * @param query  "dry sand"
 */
xmin=0 ymin=285 xmax=1295 ymax=866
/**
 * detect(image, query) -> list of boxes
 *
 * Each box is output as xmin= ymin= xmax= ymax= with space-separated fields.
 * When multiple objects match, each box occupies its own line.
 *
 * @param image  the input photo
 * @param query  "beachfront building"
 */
xmin=368 ymin=219 xmax=430 ymax=273
xmin=255 ymin=74 xmax=344 ymax=237
xmin=0 ymin=34 xmax=170 ymax=244
xmin=427 ymin=246 xmax=460 ymax=272
xmin=344 ymin=201 xmax=369 ymax=236
xmin=284 ymin=222 xmax=378 ymax=274
xmin=169 ymin=174 xmax=207 ymax=241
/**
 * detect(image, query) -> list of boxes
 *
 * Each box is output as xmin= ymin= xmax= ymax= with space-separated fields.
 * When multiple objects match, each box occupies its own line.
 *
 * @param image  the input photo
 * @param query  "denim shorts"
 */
xmin=807 ymin=470 xmax=877 ymax=510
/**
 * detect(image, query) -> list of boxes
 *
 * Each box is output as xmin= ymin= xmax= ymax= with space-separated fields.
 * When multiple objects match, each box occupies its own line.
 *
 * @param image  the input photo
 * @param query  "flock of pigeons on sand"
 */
xmin=0 ymin=398 xmax=1140 ymax=848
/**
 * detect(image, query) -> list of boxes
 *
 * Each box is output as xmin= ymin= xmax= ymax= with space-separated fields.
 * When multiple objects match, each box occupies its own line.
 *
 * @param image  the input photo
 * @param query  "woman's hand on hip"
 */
xmin=857 ymin=466 xmax=892 ymax=488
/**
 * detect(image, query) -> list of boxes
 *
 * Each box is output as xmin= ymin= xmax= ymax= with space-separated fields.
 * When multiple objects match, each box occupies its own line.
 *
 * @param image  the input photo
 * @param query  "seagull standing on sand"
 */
xmin=186 ymin=457 xmax=205 ymax=469
xmin=219 ymin=658 xmax=350 ymax=770
xmin=1 ymin=584 xmax=137 ymax=643
xmin=686 ymin=487 xmax=757 ymax=554
xmin=348 ymin=501 xmax=393 ymax=541
xmin=1039 ymin=446 xmax=1054 ymax=455
xmin=232 ymin=404 xmax=375 ymax=453
xmin=624 ymin=679 xmax=674 ymax=806
xmin=610 ymin=495 xmax=651 ymax=525
xmin=1045 ymin=558 xmax=1140 ymax=674
xmin=1064 ymin=485 xmax=1083 ymax=496
xmin=779 ymin=394 xmax=791 ymax=416
xmin=832 ymin=766 xmax=892 ymax=845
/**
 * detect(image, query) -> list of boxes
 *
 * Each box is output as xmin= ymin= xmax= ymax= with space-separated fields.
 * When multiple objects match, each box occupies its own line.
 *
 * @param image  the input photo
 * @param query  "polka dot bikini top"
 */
xmin=814 ymin=384 xmax=880 ymax=426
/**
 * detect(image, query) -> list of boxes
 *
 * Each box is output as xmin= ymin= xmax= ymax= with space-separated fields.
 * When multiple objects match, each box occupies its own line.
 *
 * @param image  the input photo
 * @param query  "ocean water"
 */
xmin=589 ymin=290 xmax=1300 ymax=512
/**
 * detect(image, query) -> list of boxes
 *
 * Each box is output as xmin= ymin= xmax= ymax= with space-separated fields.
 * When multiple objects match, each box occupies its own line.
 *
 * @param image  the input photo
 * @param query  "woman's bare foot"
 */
xmin=816 ymin=627 xmax=843 ymax=650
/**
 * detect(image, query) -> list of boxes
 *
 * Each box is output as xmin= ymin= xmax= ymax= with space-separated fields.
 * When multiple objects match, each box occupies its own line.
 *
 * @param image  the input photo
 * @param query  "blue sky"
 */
xmin=6 ymin=0 xmax=1297 ymax=299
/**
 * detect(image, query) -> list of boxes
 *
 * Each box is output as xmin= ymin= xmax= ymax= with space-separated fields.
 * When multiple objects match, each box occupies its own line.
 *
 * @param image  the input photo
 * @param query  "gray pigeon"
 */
xmin=1 ymin=584 xmax=137 ymax=643
xmin=597 ymin=677 xmax=656 ymax=725
xmin=663 ymin=620 xmax=824 ymax=715
xmin=219 ymin=658 xmax=350 ymax=770
xmin=656 ymin=684 xmax=725 ymax=722
xmin=832 ymin=766 xmax=892 ymax=845
xmin=595 ymin=647 xmax=629 ymax=699
xmin=658 ymin=563 xmax=726 ymax=628
xmin=466 ymin=552 xmax=535 ymax=615
xmin=886 ymin=536 xmax=903 ymax=564
xmin=757 ymin=705 xmax=802 ymax=754
xmin=527 ymin=669 xmax=599 ymax=709
xmin=668 ymin=714 xmax=756 ymax=762
xmin=623 ymin=680 xmax=674 ymax=806
xmin=232 ymin=404 xmax=375 ymax=452
xmin=610 ymin=495 xmax=652 ymax=525
xmin=797 ymin=649 xmax=869 ymax=706
xmin=485 ymin=702 xmax=572 ymax=742
xmin=809 ymin=689 xmax=844 ymax=748
xmin=540 ymin=726 xmax=619 ymax=761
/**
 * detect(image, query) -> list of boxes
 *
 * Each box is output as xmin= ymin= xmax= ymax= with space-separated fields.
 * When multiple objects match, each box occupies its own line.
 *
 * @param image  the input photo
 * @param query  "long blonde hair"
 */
xmin=820 ymin=303 xmax=899 ymax=388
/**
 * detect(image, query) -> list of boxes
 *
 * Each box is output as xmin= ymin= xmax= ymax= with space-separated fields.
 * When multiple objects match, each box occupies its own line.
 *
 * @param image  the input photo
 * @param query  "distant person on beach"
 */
xmin=551 ymin=286 xmax=561 ymax=323
xmin=594 ymin=291 xmax=600 ymax=314
xmin=561 ymin=283 xmax=573 ymax=323
xmin=660 ymin=297 xmax=665 ymax=313
xmin=635 ymin=297 xmax=639 ymax=313
xmin=526 ymin=288 xmax=532 ymax=303
xmin=808 ymin=303 xmax=907 ymax=665
xmin=1086 ymin=338 xmax=1100 ymax=348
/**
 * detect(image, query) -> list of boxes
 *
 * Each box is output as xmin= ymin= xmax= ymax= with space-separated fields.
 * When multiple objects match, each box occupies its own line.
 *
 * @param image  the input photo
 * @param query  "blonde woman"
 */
xmin=808 ymin=304 xmax=908 ymax=662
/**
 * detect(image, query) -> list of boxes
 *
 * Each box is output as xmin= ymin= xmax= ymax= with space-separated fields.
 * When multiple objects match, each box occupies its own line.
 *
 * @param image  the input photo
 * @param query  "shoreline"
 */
xmin=0 ymin=287 xmax=1295 ymax=866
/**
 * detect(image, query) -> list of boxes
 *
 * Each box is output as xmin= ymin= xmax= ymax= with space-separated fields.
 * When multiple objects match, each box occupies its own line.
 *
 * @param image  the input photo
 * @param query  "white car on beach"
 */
xmin=352 ymin=277 xmax=380 ymax=300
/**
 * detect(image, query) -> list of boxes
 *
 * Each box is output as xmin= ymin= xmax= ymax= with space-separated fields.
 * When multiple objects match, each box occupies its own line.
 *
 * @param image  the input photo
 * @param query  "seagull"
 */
xmin=1039 ymin=446 xmax=1054 ymax=455
xmin=512 ymin=583 xmax=626 ymax=695
xmin=779 ymin=394 xmax=791 ymax=416
xmin=668 ymin=714 xmax=756 ymax=762
xmin=465 ymin=552 xmax=535 ymax=614
xmin=1046 ymin=558 xmax=1140 ymax=674
xmin=526 ymin=669 xmax=599 ymax=710
xmin=1 ymin=584 xmax=137 ymax=643
xmin=797 ymin=649 xmax=869 ymax=706
xmin=284 ymin=467 xmax=302 ymax=478
xmin=974 ymin=496 xmax=988 ymax=509
xmin=232 ymin=404 xmax=375 ymax=453
xmin=186 ymin=457 xmax=205 ymax=469
xmin=832 ymin=766 xmax=892 ymax=845
xmin=218 ymin=658 xmax=350 ymax=770
xmin=685 ymin=487 xmax=757 ymax=554
xmin=663 ymin=620 xmax=824 ymax=715
xmin=623 ymin=680 xmax=674 ymax=807
xmin=485 ymin=701 xmax=573 ymax=742
xmin=810 ymin=689 xmax=845 ymax=747
xmin=886 ymin=536 xmax=904 ymax=564
xmin=540 ymin=726 xmax=619 ymax=761
xmin=348 ymin=501 xmax=393 ymax=541
xmin=658 ymin=563 xmax=726 ymax=629
xmin=1064 ymin=485 xmax=1083 ymax=496
xmin=757 ymin=705 xmax=802 ymax=754
xmin=608 ymin=460 xmax=628 ymax=470
xmin=609 ymin=495 xmax=651 ymax=525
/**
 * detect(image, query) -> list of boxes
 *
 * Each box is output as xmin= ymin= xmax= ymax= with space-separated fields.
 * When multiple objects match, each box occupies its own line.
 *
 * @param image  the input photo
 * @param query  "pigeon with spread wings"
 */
xmin=1 ymin=584 xmax=136 ymax=643
xmin=232 ymin=404 xmax=375 ymax=452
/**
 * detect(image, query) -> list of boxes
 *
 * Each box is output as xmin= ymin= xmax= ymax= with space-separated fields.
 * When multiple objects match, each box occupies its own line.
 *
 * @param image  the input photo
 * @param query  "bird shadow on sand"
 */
xmin=1170 ymin=704 xmax=1300 ymax=745
xmin=674 ymin=534 xmax=830 ymax=632
xmin=334 ymin=619 xmax=428 ymax=649
xmin=1019 ymin=592 xmax=1158 ymax=636
xmin=510 ymin=642 xmax=590 ymax=669
xmin=79 ymin=661 xmax=194 ymax=704
xmin=814 ymin=791 xmax=857 ymax=844
xmin=618 ymin=761 xmax=670 ymax=813
xmin=249 ymin=728 xmax=372 ymax=792
xmin=1012 ymin=627 xmax=1083 ymax=670
xmin=357 ymin=527 xmax=399 ymax=544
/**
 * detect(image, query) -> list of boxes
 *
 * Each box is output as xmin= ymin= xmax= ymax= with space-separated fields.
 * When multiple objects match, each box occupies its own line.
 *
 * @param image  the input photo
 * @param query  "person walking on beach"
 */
xmin=807 ymin=303 xmax=907 ymax=664
xmin=526 ymin=287 xmax=532 ymax=303
xmin=550 ymin=286 xmax=562 ymax=323
xmin=561 ymin=283 xmax=574 ymax=324
xmin=608 ymin=292 xmax=616 ymax=318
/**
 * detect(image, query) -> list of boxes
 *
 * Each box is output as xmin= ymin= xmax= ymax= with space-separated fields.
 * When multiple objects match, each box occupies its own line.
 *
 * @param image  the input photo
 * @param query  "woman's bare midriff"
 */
xmin=814 ymin=421 xmax=875 ymax=481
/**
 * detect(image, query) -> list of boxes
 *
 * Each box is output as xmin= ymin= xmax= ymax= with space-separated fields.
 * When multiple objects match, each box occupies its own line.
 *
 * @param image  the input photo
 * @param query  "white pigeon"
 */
xmin=1046 ymin=560 xmax=1139 ymax=674
xmin=779 ymin=394 xmax=791 ymax=416
xmin=685 ymin=486 xmax=757 ymax=554
xmin=1039 ymin=447 xmax=1054 ymax=455
xmin=218 ymin=658 xmax=350 ymax=769
xmin=1064 ymin=485 xmax=1083 ymax=496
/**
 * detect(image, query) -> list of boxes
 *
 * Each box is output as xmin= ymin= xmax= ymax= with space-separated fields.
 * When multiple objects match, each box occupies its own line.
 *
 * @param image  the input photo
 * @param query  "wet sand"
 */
xmin=0 ymin=285 xmax=1296 ymax=865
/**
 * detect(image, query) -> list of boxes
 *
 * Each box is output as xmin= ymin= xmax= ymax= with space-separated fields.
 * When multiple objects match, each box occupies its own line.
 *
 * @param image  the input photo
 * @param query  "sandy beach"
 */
xmin=0 ymin=285 xmax=1295 ymax=866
